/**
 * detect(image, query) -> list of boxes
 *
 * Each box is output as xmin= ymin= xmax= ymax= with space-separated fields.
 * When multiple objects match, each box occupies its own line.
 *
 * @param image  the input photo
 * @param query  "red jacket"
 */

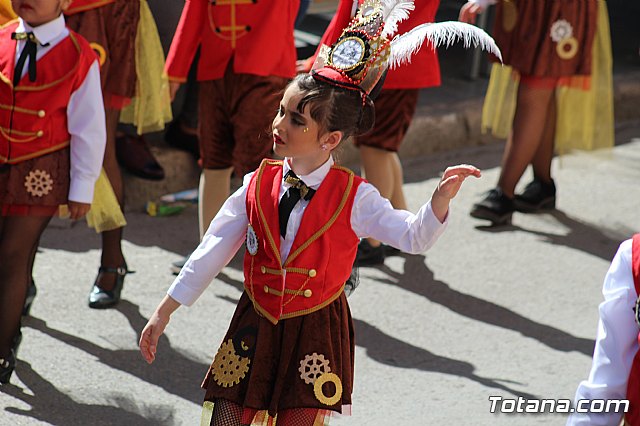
xmin=243 ymin=159 xmax=363 ymax=324
xmin=0 ymin=23 xmax=97 ymax=164
xmin=165 ymin=0 xmax=299 ymax=82
xmin=315 ymin=0 xmax=441 ymax=90
xmin=65 ymin=0 xmax=115 ymax=14
xmin=625 ymin=234 xmax=640 ymax=424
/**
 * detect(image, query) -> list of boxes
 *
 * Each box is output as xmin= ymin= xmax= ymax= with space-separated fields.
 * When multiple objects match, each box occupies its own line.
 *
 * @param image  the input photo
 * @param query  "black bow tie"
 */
xmin=11 ymin=31 xmax=48 ymax=86
xmin=279 ymin=170 xmax=316 ymax=238
xmin=283 ymin=170 xmax=315 ymax=201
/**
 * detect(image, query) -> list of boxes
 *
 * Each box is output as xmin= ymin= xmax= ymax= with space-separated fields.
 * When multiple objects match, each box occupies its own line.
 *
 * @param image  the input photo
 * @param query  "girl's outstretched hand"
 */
xmin=139 ymin=312 xmax=169 ymax=364
xmin=431 ymin=164 xmax=482 ymax=223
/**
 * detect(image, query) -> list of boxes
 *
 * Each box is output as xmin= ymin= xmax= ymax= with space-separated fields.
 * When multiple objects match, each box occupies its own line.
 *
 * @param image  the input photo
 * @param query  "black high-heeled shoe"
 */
xmin=22 ymin=278 xmax=37 ymax=317
xmin=88 ymin=265 xmax=131 ymax=309
xmin=0 ymin=349 xmax=16 ymax=385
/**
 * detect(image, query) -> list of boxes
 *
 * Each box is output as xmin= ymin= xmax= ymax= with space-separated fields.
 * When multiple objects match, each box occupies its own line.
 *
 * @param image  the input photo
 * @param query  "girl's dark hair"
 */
xmin=292 ymin=73 xmax=375 ymax=141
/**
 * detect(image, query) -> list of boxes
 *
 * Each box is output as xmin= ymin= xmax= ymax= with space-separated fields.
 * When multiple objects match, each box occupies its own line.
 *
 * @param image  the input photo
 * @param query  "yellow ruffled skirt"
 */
xmin=481 ymin=0 xmax=614 ymax=155
xmin=119 ymin=0 xmax=173 ymax=134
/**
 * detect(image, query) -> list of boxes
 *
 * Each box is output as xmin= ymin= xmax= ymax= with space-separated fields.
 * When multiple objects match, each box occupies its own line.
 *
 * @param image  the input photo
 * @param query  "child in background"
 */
xmin=567 ymin=235 xmax=640 ymax=425
xmin=461 ymin=0 xmax=613 ymax=226
xmin=0 ymin=0 xmax=106 ymax=383
xmin=302 ymin=0 xmax=443 ymax=266
xmin=140 ymin=1 xmax=496 ymax=423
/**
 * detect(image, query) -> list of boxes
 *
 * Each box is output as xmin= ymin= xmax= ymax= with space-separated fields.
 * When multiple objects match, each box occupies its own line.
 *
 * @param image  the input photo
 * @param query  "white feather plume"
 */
xmin=381 ymin=0 xmax=415 ymax=38
xmin=389 ymin=21 xmax=503 ymax=68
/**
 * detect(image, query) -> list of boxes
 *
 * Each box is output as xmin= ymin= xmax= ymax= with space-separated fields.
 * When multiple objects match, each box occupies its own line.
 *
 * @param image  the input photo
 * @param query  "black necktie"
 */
xmin=279 ymin=170 xmax=316 ymax=238
xmin=12 ymin=32 xmax=41 ymax=86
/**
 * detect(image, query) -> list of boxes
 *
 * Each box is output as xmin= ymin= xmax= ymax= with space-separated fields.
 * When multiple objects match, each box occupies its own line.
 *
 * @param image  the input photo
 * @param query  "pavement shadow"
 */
xmin=353 ymin=318 xmax=537 ymax=400
xmin=371 ymin=253 xmax=595 ymax=356
xmin=1 ymin=362 xmax=173 ymax=426
xmin=22 ymin=303 xmax=209 ymax=405
xmin=474 ymin=209 xmax=631 ymax=261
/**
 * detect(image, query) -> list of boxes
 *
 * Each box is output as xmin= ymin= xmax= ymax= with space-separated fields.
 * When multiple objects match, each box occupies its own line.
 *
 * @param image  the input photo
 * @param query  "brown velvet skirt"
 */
xmin=0 ymin=148 xmax=70 ymax=215
xmin=492 ymin=0 xmax=598 ymax=77
xmin=65 ymin=0 xmax=140 ymax=106
xmin=202 ymin=291 xmax=355 ymax=418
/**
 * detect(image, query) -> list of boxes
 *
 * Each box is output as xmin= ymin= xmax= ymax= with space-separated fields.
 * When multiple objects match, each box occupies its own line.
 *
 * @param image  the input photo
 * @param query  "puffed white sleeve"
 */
xmin=67 ymin=61 xmax=106 ymax=203
xmin=567 ymin=239 xmax=637 ymax=426
xmin=351 ymin=182 xmax=447 ymax=254
xmin=167 ymin=173 xmax=253 ymax=306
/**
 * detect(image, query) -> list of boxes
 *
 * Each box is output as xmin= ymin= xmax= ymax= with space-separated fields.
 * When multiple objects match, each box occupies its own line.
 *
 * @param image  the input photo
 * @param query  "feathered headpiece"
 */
xmin=311 ymin=0 xmax=502 ymax=97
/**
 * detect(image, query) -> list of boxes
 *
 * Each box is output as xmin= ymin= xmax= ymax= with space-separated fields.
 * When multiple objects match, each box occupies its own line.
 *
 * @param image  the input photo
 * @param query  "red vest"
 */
xmin=243 ymin=159 xmax=363 ymax=324
xmin=625 ymin=234 xmax=640 ymax=424
xmin=65 ymin=0 xmax=115 ymax=14
xmin=0 ymin=22 xmax=97 ymax=164
xmin=165 ymin=0 xmax=299 ymax=82
xmin=315 ymin=0 xmax=441 ymax=90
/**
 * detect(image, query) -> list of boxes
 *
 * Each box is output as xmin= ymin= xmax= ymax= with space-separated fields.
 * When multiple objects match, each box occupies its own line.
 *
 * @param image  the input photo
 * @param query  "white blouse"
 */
xmin=567 ymin=239 xmax=638 ymax=426
xmin=168 ymin=157 xmax=448 ymax=306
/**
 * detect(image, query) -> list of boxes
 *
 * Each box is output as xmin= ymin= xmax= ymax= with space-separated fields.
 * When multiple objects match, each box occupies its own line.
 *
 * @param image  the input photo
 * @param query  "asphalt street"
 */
xmin=1 ymin=121 xmax=639 ymax=425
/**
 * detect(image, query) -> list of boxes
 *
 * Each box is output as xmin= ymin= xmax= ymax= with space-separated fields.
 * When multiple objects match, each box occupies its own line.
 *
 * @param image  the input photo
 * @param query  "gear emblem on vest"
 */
xmin=299 ymin=352 xmax=332 ymax=385
xmin=24 ymin=169 xmax=53 ymax=197
xmin=211 ymin=339 xmax=251 ymax=388
xmin=246 ymin=224 xmax=259 ymax=256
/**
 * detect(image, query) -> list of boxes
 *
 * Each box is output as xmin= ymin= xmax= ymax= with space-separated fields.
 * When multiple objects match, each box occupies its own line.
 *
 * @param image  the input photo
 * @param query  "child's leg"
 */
xmin=198 ymin=167 xmax=233 ymax=239
xmin=96 ymin=107 xmax=126 ymax=290
xmin=496 ymin=81 xmax=555 ymax=197
xmin=0 ymin=215 xmax=51 ymax=358
xmin=530 ymin=92 xmax=557 ymax=183
xmin=210 ymin=399 xmax=243 ymax=426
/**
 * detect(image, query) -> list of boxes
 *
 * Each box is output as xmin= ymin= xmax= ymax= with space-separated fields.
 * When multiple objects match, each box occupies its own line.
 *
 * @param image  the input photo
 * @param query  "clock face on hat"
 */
xmin=330 ymin=37 xmax=366 ymax=71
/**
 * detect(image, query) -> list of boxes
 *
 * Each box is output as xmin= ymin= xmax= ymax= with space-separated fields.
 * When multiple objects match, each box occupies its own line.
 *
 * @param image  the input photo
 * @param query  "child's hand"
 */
xmin=459 ymin=2 xmax=484 ymax=25
xmin=68 ymin=201 xmax=91 ymax=220
xmin=431 ymin=164 xmax=481 ymax=223
xmin=139 ymin=311 xmax=170 ymax=364
xmin=169 ymin=81 xmax=181 ymax=102
xmin=436 ymin=164 xmax=481 ymax=200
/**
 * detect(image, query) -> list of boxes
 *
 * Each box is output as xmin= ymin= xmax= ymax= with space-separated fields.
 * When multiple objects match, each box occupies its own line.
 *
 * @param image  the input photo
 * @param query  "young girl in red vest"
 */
xmin=568 ymin=235 xmax=640 ymax=425
xmin=461 ymin=0 xmax=613 ymax=226
xmin=0 ymin=0 xmax=106 ymax=383
xmin=140 ymin=1 xmax=496 ymax=423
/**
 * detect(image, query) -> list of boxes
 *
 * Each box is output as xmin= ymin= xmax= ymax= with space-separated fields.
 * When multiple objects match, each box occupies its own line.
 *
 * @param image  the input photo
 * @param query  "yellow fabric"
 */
xmin=85 ymin=169 xmax=126 ymax=232
xmin=481 ymin=0 xmax=614 ymax=154
xmin=119 ymin=0 xmax=172 ymax=134
xmin=0 ymin=0 xmax=16 ymax=25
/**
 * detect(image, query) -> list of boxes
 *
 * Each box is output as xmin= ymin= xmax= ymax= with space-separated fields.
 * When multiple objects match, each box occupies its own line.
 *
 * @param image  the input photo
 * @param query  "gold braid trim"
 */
xmin=280 ymin=284 xmax=345 ymax=320
xmin=15 ymin=33 xmax=83 ymax=92
xmin=255 ymin=160 xmax=283 ymax=266
xmin=284 ymin=167 xmax=354 ymax=267
xmin=0 ymin=103 xmax=44 ymax=116
xmin=244 ymin=290 xmax=280 ymax=325
xmin=0 ymin=140 xmax=69 ymax=164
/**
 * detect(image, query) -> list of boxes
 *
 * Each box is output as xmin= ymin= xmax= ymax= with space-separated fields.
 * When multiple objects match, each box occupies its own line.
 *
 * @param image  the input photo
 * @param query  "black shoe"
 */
xmin=355 ymin=240 xmax=385 ymax=266
xmin=470 ymin=188 xmax=515 ymax=225
xmin=514 ymin=178 xmax=556 ymax=212
xmin=88 ymin=265 xmax=131 ymax=309
xmin=116 ymin=135 xmax=165 ymax=181
xmin=0 ymin=349 xmax=16 ymax=385
xmin=22 ymin=278 xmax=36 ymax=317
xmin=165 ymin=120 xmax=199 ymax=158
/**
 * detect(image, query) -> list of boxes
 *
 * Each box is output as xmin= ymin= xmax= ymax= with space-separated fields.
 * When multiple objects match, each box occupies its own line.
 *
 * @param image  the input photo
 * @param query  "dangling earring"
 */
xmin=303 ymin=127 xmax=309 ymax=133
xmin=321 ymin=144 xmax=327 ymax=150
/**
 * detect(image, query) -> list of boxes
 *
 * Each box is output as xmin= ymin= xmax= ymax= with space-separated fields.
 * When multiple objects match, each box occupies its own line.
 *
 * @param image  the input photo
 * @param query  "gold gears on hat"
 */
xmin=313 ymin=372 xmax=343 ymax=406
xmin=299 ymin=352 xmax=331 ymax=385
xmin=24 ymin=169 xmax=53 ymax=197
xmin=211 ymin=339 xmax=251 ymax=388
